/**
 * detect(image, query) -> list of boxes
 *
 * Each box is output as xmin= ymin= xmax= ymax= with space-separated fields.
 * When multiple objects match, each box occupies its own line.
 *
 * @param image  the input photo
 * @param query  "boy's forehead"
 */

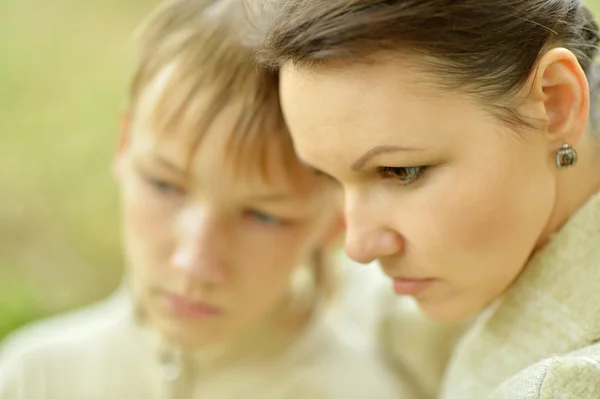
xmin=129 ymin=59 xmax=314 ymax=195
xmin=135 ymin=61 xmax=219 ymax=133
xmin=131 ymin=106 xmax=312 ymax=195
xmin=133 ymin=68 xmax=243 ymax=157
xmin=134 ymin=61 xmax=179 ymax=120
xmin=134 ymin=132 xmax=319 ymax=202
xmin=134 ymin=59 xmax=276 ymax=145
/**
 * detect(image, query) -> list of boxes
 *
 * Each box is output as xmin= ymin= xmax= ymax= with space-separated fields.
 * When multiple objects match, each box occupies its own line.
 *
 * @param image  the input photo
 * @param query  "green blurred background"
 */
xmin=0 ymin=0 xmax=160 ymax=340
xmin=2 ymin=0 xmax=600 ymax=340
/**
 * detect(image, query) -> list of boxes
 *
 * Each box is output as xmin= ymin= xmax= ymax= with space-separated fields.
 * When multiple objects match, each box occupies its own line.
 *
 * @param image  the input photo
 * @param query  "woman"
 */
xmin=255 ymin=0 xmax=600 ymax=398
xmin=0 ymin=1 xmax=405 ymax=398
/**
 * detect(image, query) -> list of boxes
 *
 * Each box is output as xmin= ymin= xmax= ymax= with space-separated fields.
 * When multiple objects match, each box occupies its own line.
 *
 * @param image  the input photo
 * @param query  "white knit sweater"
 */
xmin=0 ymin=284 xmax=407 ymax=399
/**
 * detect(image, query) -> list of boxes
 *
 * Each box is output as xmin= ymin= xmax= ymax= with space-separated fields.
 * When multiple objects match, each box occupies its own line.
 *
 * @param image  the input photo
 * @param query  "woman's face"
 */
xmin=280 ymin=59 xmax=559 ymax=320
xmin=116 ymin=82 xmax=338 ymax=348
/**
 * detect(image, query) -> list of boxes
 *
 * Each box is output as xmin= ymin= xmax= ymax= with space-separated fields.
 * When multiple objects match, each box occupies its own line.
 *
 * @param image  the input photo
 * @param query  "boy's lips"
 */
xmin=154 ymin=289 xmax=223 ymax=320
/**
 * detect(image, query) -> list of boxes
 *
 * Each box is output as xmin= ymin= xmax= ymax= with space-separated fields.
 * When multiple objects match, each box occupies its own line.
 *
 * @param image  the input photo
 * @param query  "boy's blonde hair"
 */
xmin=130 ymin=0 xmax=293 ymax=177
xmin=128 ymin=0 xmax=336 ymax=302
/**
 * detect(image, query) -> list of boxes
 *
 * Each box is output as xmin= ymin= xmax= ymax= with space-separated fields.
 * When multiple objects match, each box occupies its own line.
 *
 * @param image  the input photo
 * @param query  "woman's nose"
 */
xmin=344 ymin=224 xmax=402 ymax=264
xmin=343 ymin=192 xmax=402 ymax=264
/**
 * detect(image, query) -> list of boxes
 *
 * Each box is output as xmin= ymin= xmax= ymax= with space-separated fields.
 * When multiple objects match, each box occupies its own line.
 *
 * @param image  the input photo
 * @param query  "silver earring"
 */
xmin=556 ymin=144 xmax=578 ymax=169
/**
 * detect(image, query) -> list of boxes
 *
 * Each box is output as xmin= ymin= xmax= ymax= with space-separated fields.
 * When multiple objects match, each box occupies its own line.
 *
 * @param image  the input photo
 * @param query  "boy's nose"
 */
xmin=170 ymin=208 xmax=228 ymax=285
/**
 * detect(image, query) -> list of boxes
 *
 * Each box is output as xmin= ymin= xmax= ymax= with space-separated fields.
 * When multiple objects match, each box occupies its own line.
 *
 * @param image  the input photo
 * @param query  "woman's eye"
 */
xmin=247 ymin=210 xmax=285 ymax=226
xmin=378 ymin=166 xmax=427 ymax=185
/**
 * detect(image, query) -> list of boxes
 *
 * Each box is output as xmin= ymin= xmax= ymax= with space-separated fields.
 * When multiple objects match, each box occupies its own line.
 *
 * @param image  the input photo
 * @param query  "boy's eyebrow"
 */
xmin=147 ymin=154 xmax=188 ymax=176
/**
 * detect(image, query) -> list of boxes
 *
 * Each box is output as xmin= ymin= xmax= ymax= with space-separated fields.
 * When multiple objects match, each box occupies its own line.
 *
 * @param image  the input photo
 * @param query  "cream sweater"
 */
xmin=333 ymin=256 xmax=467 ymax=399
xmin=440 ymin=192 xmax=600 ymax=398
xmin=0 ymin=288 xmax=408 ymax=399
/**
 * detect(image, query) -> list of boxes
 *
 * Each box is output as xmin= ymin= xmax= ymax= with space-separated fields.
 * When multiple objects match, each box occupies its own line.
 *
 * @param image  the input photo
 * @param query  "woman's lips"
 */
xmin=392 ymin=277 xmax=435 ymax=296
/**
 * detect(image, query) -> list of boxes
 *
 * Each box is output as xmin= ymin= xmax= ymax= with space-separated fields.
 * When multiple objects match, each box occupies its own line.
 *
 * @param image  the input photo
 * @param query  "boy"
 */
xmin=0 ymin=1 xmax=406 ymax=398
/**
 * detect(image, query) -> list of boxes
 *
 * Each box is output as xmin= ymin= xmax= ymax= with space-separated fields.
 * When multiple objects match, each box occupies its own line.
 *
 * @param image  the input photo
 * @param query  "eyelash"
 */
xmin=245 ymin=210 xmax=287 ymax=226
xmin=145 ymin=176 xmax=185 ymax=196
xmin=377 ymin=166 xmax=428 ymax=185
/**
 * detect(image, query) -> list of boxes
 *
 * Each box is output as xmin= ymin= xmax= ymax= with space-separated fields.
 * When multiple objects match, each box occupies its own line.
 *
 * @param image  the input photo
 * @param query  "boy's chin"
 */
xmin=152 ymin=314 xmax=229 ymax=349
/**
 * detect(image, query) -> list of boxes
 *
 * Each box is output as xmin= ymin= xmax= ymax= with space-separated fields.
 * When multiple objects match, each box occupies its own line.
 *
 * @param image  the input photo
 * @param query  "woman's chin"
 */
xmin=416 ymin=296 xmax=483 ymax=323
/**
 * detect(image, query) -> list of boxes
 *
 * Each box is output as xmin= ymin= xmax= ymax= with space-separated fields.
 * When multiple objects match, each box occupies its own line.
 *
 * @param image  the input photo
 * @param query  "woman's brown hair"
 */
xmin=255 ymin=0 xmax=600 ymax=127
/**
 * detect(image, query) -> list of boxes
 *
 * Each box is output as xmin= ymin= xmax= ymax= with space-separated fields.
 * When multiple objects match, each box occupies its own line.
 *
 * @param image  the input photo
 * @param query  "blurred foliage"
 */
xmin=2 ymin=0 xmax=600 ymax=341
xmin=0 ymin=0 xmax=160 ymax=340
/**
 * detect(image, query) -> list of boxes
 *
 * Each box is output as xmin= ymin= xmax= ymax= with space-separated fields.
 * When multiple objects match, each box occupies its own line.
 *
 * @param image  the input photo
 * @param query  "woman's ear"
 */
xmin=113 ymin=112 xmax=132 ymax=182
xmin=531 ymin=47 xmax=590 ymax=147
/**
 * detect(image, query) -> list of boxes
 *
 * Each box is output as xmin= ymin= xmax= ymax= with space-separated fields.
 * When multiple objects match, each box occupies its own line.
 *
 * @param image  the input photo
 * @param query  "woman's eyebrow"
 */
xmin=351 ymin=145 xmax=422 ymax=171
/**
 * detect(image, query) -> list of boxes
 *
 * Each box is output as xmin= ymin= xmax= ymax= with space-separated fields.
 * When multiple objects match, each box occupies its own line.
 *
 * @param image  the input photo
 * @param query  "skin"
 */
xmin=114 ymin=66 xmax=339 ymax=349
xmin=279 ymin=48 xmax=600 ymax=321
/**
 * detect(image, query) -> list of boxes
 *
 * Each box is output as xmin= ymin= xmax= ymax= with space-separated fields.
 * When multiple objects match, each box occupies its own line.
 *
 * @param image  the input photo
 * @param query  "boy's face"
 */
xmin=115 ymin=89 xmax=338 ymax=349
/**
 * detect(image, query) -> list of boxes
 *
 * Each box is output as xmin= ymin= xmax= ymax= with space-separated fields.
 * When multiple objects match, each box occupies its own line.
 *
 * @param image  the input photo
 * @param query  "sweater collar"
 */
xmin=125 ymin=288 xmax=319 ymax=376
xmin=442 ymin=191 xmax=600 ymax=397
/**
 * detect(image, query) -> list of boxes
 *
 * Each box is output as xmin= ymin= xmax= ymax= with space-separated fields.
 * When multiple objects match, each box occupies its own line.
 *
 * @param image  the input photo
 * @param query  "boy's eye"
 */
xmin=378 ymin=166 xmax=428 ymax=185
xmin=246 ymin=210 xmax=285 ymax=226
xmin=146 ymin=177 xmax=184 ymax=195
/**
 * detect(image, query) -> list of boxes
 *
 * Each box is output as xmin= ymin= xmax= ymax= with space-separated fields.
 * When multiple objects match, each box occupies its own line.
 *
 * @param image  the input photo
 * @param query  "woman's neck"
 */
xmin=535 ymin=131 xmax=600 ymax=250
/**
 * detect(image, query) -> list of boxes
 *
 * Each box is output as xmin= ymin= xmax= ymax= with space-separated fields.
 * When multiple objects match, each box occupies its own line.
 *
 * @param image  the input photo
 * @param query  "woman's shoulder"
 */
xmin=490 ymin=342 xmax=600 ymax=399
